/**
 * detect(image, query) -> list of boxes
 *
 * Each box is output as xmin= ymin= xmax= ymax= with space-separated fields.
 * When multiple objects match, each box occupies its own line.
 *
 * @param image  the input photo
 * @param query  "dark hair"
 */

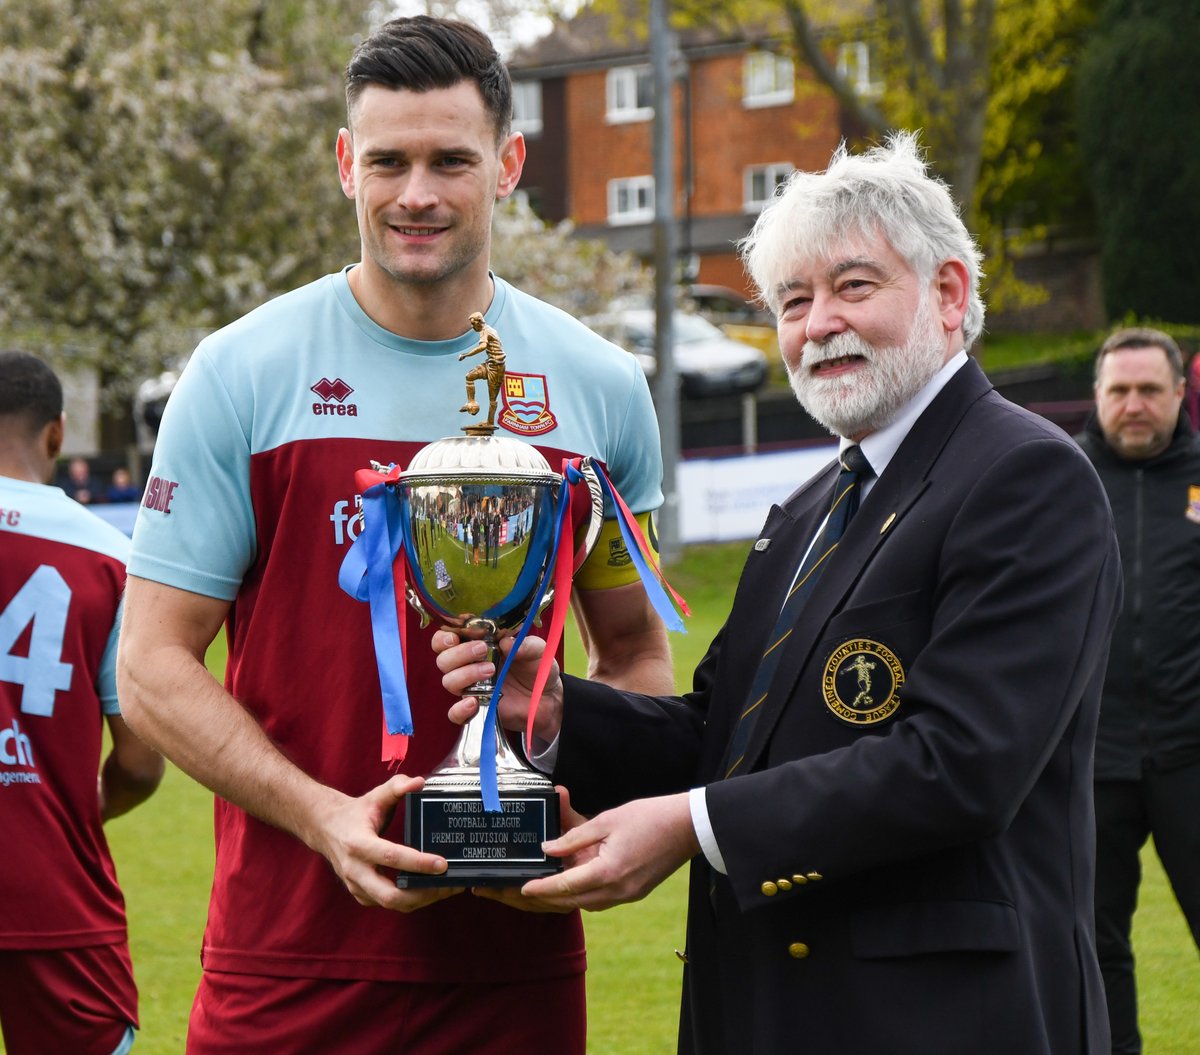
xmin=1094 ymin=326 xmax=1184 ymax=382
xmin=345 ymin=16 xmax=512 ymax=142
xmin=0 ymin=350 xmax=63 ymax=435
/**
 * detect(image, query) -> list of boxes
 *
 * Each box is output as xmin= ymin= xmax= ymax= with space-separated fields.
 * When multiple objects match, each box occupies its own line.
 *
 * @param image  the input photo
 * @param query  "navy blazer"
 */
xmin=556 ymin=360 xmax=1121 ymax=1055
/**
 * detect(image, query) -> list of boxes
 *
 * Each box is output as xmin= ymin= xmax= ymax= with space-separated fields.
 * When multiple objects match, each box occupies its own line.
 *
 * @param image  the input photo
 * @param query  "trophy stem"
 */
xmin=423 ymin=627 xmax=553 ymax=794
xmin=422 ymin=694 xmax=550 ymax=791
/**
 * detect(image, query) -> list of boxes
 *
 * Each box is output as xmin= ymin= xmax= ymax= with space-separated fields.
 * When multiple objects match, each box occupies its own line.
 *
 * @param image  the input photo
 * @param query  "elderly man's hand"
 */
xmin=511 ymin=793 xmax=699 ymax=912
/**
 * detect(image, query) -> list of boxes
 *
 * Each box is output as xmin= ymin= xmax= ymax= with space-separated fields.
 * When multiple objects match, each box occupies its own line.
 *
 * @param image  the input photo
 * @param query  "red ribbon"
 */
xmin=523 ymin=460 xmax=592 ymax=747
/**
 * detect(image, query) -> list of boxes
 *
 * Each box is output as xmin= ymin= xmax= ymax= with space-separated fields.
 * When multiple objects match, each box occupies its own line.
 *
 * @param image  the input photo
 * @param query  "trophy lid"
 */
xmin=399 ymin=434 xmax=559 ymax=483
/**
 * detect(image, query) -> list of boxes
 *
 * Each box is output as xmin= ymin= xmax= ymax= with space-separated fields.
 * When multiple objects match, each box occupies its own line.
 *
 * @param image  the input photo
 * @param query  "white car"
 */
xmin=584 ymin=308 xmax=768 ymax=398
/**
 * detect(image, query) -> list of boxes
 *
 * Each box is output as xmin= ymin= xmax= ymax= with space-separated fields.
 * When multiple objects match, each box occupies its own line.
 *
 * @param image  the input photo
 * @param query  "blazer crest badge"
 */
xmin=822 ymin=638 xmax=905 ymax=725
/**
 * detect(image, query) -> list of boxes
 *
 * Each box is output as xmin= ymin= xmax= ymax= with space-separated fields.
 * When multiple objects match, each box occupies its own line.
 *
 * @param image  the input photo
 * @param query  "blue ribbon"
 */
xmin=337 ymin=462 xmax=685 ymax=811
xmin=592 ymin=466 xmax=687 ymax=633
xmin=337 ymin=481 xmax=413 ymax=737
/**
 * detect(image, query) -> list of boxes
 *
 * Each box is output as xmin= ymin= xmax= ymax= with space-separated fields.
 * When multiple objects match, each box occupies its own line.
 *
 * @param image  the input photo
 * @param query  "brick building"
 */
xmin=508 ymin=12 xmax=1105 ymax=334
xmin=508 ymin=9 xmax=861 ymax=299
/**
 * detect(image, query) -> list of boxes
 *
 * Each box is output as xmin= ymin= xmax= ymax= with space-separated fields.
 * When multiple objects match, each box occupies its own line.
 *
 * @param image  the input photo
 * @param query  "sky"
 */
xmin=383 ymin=0 xmax=570 ymax=57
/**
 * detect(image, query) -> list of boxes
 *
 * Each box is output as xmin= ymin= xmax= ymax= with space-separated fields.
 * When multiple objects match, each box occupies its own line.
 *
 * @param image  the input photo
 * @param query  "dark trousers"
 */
xmin=1095 ymin=761 xmax=1200 ymax=1055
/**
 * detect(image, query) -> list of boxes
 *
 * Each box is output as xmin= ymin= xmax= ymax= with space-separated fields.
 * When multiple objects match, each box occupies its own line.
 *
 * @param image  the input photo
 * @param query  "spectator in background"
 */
xmin=105 ymin=468 xmax=142 ymax=504
xmin=62 ymin=455 xmax=95 ymax=504
xmin=0 ymin=351 xmax=164 ymax=1055
xmin=1074 ymin=326 xmax=1200 ymax=1055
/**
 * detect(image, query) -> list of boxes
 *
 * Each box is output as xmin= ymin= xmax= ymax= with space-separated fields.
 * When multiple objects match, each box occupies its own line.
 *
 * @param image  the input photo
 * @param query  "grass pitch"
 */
xmin=23 ymin=542 xmax=1195 ymax=1054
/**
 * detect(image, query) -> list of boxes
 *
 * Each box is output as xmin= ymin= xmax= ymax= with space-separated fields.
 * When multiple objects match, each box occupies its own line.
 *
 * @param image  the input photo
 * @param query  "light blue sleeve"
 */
xmin=98 ymin=597 xmax=122 ymax=716
xmin=604 ymin=361 xmax=664 ymax=517
xmin=128 ymin=345 xmax=257 ymax=601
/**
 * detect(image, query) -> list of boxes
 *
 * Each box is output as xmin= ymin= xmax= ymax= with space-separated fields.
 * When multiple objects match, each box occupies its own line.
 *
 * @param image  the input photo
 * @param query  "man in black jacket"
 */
xmin=1075 ymin=326 xmax=1200 ymax=1055
xmin=438 ymin=135 xmax=1121 ymax=1055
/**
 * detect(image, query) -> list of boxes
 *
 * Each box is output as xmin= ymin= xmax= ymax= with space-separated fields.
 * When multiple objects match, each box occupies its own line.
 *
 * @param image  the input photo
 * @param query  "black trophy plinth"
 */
xmin=396 ymin=787 xmax=562 ymax=888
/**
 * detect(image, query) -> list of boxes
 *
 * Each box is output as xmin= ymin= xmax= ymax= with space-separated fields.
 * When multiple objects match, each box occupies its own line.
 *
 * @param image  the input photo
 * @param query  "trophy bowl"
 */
xmin=394 ymin=434 xmax=603 ymax=887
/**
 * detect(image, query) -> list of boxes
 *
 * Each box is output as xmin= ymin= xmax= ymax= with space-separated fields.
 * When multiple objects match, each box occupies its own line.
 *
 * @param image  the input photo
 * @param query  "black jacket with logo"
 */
xmin=1076 ymin=411 xmax=1200 ymax=779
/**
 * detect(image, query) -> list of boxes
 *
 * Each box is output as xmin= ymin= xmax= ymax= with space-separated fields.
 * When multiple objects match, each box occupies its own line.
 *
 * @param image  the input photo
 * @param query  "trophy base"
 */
xmin=396 ymin=786 xmax=562 ymax=889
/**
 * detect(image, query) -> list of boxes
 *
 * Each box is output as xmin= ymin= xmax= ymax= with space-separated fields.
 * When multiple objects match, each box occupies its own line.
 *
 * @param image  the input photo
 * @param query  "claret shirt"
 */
xmin=0 ymin=476 xmax=130 ymax=952
xmin=129 ymin=270 xmax=663 ymax=982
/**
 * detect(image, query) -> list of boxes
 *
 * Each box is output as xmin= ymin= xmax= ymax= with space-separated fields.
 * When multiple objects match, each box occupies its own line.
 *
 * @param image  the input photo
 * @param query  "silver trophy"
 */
xmin=392 ymin=321 xmax=604 ymax=887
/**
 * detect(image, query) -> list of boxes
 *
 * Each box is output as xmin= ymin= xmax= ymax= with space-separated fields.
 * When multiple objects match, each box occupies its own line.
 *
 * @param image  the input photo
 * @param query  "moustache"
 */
xmin=801 ymin=332 xmax=875 ymax=368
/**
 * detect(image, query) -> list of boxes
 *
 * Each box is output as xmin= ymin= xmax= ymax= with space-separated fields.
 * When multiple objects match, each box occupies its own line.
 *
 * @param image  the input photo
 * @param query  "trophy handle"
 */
xmin=575 ymin=457 xmax=606 ymax=563
xmin=535 ymin=457 xmax=605 ymax=615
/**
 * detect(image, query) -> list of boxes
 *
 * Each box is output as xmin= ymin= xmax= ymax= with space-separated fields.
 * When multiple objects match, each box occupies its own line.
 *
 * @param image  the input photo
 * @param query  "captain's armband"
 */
xmin=574 ymin=511 xmax=659 ymax=591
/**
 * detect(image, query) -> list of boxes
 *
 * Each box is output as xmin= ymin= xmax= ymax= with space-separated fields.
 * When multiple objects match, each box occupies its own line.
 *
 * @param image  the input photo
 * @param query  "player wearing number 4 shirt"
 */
xmin=0 ymin=351 xmax=164 ymax=1055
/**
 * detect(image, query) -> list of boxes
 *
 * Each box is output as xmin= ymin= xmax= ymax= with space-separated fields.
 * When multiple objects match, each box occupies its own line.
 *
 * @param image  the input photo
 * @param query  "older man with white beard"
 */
xmin=435 ymin=133 xmax=1122 ymax=1055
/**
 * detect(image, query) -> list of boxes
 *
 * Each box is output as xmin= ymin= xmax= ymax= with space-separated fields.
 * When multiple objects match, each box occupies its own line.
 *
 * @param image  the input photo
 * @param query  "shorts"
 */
xmin=0 ymin=943 xmax=138 ymax=1055
xmin=186 ymin=970 xmax=587 ymax=1055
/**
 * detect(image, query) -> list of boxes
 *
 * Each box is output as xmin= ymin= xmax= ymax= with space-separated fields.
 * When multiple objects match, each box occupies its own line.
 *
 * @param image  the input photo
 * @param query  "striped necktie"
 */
xmin=723 ymin=445 xmax=873 ymax=777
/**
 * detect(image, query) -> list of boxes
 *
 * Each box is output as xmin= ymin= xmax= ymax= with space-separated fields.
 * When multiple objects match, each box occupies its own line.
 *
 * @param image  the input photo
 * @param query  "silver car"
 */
xmin=584 ymin=308 xmax=768 ymax=398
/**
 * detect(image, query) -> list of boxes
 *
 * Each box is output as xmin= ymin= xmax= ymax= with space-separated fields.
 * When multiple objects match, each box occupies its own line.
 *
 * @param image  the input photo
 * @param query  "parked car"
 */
xmin=684 ymin=284 xmax=780 ymax=372
xmin=583 ymin=308 xmax=769 ymax=398
xmin=685 ymin=283 xmax=775 ymax=328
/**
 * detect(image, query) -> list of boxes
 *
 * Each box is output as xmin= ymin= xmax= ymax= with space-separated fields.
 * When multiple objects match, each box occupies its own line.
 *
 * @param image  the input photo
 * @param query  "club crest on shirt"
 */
xmin=822 ymin=638 xmax=904 ymax=725
xmin=1187 ymin=485 xmax=1200 ymax=525
xmin=497 ymin=373 xmax=558 ymax=436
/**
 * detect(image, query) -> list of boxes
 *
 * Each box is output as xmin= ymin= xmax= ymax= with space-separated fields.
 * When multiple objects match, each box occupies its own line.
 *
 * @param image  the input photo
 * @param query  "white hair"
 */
xmin=739 ymin=131 xmax=986 ymax=347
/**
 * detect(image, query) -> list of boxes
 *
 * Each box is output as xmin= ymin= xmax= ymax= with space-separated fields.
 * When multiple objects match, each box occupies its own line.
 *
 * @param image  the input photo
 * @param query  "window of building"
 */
xmin=606 ymin=65 xmax=654 ymax=122
xmin=836 ymin=41 xmax=883 ymax=99
xmin=744 ymin=163 xmax=793 ymax=212
xmin=608 ymin=176 xmax=655 ymax=225
xmin=512 ymin=80 xmax=543 ymax=136
xmin=743 ymin=51 xmax=794 ymax=108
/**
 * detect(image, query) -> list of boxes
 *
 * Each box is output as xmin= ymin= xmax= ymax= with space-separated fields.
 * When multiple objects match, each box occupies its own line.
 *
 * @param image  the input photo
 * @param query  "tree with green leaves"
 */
xmin=0 ymin=0 xmax=366 ymax=427
xmin=602 ymin=0 xmax=1099 ymax=310
xmin=1077 ymin=0 xmax=1200 ymax=324
xmin=491 ymin=199 xmax=651 ymax=319
xmin=974 ymin=0 xmax=1100 ymax=312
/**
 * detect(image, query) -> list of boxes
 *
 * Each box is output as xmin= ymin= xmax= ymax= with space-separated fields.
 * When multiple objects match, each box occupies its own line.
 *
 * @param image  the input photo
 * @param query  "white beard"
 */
xmin=788 ymin=297 xmax=947 ymax=438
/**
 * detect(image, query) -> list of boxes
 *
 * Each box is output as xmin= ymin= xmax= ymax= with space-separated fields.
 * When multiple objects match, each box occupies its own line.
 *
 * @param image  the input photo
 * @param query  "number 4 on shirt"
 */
xmin=0 ymin=565 xmax=74 ymax=717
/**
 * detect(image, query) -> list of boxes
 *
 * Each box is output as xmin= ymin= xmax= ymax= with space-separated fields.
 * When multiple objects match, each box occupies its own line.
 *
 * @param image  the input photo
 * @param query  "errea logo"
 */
xmin=311 ymin=377 xmax=358 ymax=417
